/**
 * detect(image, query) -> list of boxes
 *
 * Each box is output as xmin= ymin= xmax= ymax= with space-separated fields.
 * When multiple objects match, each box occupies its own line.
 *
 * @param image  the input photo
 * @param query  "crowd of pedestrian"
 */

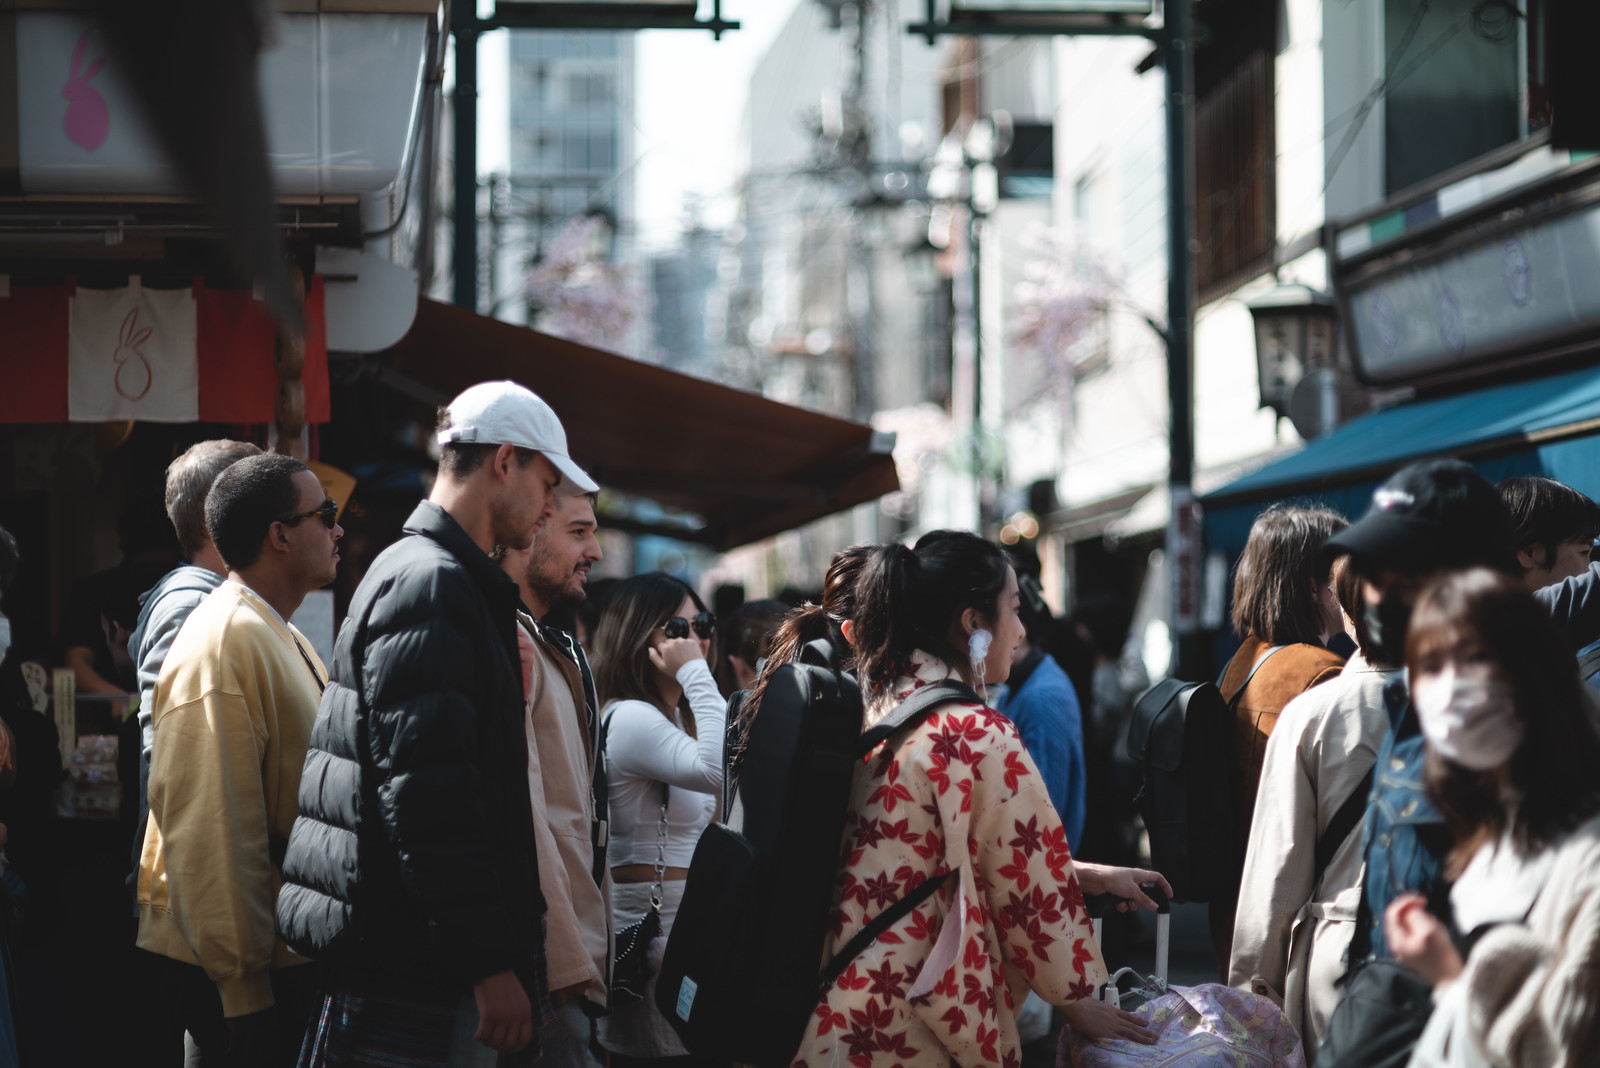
xmin=0 ymin=380 xmax=1597 ymax=1068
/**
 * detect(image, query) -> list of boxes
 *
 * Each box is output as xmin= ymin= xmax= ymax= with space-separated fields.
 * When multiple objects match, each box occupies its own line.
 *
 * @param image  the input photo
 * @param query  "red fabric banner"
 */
xmin=196 ymin=281 xmax=277 ymax=423
xmin=0 ymin=286 xmax=71 ymax=424
xmin=0 ymin=280 xmax=330 ymax=425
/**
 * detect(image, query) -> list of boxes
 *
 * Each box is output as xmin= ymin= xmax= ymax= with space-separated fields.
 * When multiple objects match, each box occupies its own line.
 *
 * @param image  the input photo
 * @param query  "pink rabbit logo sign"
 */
xmin=62 ymin=32 xmax=109 ymax=153
xmin=113 ymin=309 xmax=154 ymax=401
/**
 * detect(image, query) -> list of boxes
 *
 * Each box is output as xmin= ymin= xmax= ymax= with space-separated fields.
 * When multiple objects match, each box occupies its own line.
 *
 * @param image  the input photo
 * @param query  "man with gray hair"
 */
xmin=129 ymin=438 xmax=262 ymax=888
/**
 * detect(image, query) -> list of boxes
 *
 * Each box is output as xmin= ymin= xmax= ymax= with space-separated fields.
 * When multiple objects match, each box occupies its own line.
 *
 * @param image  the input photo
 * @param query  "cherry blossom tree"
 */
xmin=525 ymin=216 xmax=646 ymax=353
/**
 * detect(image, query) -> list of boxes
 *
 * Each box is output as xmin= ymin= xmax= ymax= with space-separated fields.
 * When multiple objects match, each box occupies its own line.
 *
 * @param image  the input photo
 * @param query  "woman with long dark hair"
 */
xmin=1385 ymin=568 xmax=1600 ymax=1067
xmin=793 ymin=531 xmax=1171 ymax=1068
xmin=591 ymin=573 xmax=726 ymax=1067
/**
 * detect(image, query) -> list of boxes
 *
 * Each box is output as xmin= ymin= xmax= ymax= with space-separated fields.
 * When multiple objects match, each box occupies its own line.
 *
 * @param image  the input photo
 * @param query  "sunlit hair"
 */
xmin=729 ymin=545 xmax=879 ymax=762
xmin=853 ymin=530 xmax=1010 ymax=699
xmin=1231 ymin=503 xmax=1348 ymax=646
xmin=1405 ymin=568 xmax=1600 ymax=877
xmin=592 ymin=572 xmax=708 ymax=735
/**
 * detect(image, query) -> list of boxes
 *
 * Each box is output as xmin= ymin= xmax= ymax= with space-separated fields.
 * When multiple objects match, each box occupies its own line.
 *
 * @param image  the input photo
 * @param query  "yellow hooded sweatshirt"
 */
xmin=136 ymin=579 xmax=325 ymax=1017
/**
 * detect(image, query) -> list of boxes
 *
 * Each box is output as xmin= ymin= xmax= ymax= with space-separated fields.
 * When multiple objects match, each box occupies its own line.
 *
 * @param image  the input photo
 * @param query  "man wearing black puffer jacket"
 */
xmin=278 ymin=381 xmax=599 ymax=1068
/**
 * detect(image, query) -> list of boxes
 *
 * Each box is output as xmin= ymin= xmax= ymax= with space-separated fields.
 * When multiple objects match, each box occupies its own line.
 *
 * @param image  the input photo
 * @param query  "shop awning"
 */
xmin=374 ymin=298 xmax=899 ymax=550
xmin=1204 ymin=365 xmax=1600 ymax=506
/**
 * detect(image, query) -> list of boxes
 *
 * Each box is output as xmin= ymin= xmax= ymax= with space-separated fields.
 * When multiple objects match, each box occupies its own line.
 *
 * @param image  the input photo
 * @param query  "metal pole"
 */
xmin=970 ymin=200 xmax=984 ymax=528
xmin=844 ymin=0 xmax=877 ymax=421
xmin=1164 ymin=0 xmax=1200 ymax=677
xmin=452 ymin=9 xmax=479 ymax=311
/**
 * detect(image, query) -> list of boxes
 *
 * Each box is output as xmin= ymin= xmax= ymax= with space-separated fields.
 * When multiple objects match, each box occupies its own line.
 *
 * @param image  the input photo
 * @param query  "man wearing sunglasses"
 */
xmin=136 ymin=454 xmax=342 ymax=1068
xmin=280 ymin=382 xmax=599 ymax=1068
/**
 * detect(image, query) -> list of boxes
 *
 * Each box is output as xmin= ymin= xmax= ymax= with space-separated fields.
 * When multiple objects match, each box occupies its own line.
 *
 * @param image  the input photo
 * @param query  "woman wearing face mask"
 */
xmin=592 ymin=572 xmax=727 ymax=1067
xmin=1384 ymin=569 xmax=1600 ymax=1068
xmin=1211 ymin=504 xmax=1350 ymax=974
xmin=792 ymin=531 xmax=1171 ymax=1068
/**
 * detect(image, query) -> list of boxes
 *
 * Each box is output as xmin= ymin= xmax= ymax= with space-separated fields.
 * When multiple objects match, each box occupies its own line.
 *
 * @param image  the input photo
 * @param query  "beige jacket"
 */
xmin=1418 ymin=813 xmax=1600 ymax=1068
xmin=1229 ymin=652 xmax=1390 ymax=1056
xmin=518 ymin=615 xmax=611 ymax=1007
xmin=138 ymin=581 xmax=324 ymax=1017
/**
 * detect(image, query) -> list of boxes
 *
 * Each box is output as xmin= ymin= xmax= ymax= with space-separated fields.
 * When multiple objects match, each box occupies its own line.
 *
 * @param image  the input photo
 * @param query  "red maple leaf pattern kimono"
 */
xmin=792 ymin=651 xmax=1109 ymax=1068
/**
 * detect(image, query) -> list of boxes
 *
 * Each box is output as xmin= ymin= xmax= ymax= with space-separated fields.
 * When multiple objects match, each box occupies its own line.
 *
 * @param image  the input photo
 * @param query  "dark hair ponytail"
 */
xmin=854 ymin=530 xmax=1010 ymax=698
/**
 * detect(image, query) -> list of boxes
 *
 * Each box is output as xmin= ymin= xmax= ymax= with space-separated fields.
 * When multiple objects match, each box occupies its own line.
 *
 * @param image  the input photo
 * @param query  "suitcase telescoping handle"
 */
xmin=1086 ymin=882 xmax=1170 ymax=1008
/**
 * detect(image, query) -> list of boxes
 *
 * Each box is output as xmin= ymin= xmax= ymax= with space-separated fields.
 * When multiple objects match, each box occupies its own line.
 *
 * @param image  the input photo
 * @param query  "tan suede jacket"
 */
xmin=518 ymin=615 xmax=612 ymax=1007
xmin=1219 ymin=635 xmax=1345 ymax=852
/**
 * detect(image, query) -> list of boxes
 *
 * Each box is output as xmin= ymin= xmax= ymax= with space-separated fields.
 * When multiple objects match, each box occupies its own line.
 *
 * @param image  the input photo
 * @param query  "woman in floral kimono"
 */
xmin=793 ymin=531 xmax=1171 ymax=1068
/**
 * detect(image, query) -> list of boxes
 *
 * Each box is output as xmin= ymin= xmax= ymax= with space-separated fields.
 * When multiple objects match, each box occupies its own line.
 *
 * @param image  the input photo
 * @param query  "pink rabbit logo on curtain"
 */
xmin=62 ymin=32 xmax=109 ymax=152
xmin=113 ymin=309 xmax=154 ymax=401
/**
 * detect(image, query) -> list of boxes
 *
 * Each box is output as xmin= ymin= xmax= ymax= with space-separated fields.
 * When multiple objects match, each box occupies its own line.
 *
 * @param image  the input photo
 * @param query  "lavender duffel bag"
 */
xmin=1060 ymin=984 xmax=1307 ymax=1068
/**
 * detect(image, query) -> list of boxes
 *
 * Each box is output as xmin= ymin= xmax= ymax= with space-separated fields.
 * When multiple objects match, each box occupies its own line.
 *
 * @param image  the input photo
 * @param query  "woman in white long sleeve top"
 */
xmin=591 ymin=572 xmax=727 ymax=1067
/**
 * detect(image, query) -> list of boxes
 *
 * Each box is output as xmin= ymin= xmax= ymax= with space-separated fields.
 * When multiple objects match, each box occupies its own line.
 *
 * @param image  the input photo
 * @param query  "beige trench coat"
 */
xmin=1229 ymin=652 xmax=1390 ymax=1058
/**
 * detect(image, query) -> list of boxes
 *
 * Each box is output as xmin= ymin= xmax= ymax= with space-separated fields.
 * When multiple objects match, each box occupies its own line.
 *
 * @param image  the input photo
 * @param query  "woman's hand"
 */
xmin=1062 ymin=997 xmax=1157 ymax=1045
xmin=1075 ymin=862 xmax=1174 ymax=912
xmin=1385 ymin=893 xmax=1464 ymax=989
xmin=649 ymin=636 xmax=706 ymax=677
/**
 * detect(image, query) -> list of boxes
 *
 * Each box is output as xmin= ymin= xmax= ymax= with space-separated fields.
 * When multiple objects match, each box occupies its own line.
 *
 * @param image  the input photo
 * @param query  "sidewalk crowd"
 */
xmin=0 ymin=381 xmax=1596 ymax=1068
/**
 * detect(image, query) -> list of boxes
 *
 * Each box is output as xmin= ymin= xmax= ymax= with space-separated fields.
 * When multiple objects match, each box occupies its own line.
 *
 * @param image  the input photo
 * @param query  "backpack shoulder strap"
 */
xmin=857 ymin=680 xmax=983 ymax=755
xmin=819 ymin=870 xmax=954 ymax=990
xmin=1579 ymin=641 xmax=1600 ymax=680
xmin=1313 ymin=763 xmax=1375 ymax=892
xmin=1225 ymin=644 xmax=1287 ymax=711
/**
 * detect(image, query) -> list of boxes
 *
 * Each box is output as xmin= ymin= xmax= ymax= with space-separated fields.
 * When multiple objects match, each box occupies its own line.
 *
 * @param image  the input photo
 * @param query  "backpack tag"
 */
xmin=675 ymin=976 xmax=698 ymax=1022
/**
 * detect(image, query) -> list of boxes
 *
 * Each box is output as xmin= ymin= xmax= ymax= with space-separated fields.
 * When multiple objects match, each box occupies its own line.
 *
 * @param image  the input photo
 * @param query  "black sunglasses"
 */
xmin=661 ymin=611 xmax=716 ymax=641
xmin=278 ymin=499 xmax=339 ymax=529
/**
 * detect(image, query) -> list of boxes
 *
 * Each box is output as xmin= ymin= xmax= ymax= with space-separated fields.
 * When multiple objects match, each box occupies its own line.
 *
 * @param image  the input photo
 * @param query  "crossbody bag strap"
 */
xmin=1313 ymin=764 xmax=1375 ymax=892
xmin=1223 ymin=644 xmax=1287 ymax=711
xmin=819 ymin=870 xmax=955 ymax=990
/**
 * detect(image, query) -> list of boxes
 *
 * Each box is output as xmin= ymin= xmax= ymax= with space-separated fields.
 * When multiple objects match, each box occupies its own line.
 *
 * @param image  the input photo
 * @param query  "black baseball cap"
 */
xmin=1323 ymin=458 xmax=1518 ymax=576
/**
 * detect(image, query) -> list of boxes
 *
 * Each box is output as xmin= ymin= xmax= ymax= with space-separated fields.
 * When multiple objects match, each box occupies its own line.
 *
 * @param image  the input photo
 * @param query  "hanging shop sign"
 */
xmin=1342 ymin=185 xmax=1600 ymax=385
xmin=1333 ymin=138 xmax=1600 ymax=387
xmin=12 ymin=12 xmax=429 ymax=196
xmin=0 ymin=279 xmax=330 ymax=425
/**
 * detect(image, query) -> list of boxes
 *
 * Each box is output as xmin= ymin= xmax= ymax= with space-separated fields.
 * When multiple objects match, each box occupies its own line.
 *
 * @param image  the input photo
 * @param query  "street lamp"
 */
xmin=1246 ymin=283 xmax=1337 ymax=420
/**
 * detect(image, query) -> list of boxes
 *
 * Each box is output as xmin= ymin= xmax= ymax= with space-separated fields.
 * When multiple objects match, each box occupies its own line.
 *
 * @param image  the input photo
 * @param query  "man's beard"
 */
xmin=529 ymin=563 xmax=587 ymax=613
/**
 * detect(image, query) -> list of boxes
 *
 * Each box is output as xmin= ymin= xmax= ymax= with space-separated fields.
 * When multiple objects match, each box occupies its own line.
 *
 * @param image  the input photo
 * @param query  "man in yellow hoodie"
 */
xmin=137 ymin=453 xmax=342 ymax=1068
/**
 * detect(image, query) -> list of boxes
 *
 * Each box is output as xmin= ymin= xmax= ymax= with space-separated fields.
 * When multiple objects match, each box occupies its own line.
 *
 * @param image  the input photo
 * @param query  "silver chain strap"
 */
xmin=650 ymin=783 xmax=669 ymax=909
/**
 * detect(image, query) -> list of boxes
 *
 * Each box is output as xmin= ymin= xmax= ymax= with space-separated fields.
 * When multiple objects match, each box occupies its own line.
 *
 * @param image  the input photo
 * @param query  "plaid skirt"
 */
xmin=299 ymin=919 xmax=555 ymax=1068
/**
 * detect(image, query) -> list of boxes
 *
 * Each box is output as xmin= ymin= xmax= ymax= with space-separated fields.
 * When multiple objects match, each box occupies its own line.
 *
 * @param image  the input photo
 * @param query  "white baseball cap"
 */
xmin=437 ymin=381 xmax=599 ymax=493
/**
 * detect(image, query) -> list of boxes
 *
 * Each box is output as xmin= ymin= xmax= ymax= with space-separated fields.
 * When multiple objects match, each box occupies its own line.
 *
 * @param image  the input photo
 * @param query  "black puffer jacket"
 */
xmin=277 ymin=501 xmax=544 ymax=997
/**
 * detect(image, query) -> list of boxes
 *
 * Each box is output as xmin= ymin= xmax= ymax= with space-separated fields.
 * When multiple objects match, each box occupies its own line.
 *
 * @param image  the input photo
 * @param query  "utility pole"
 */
xmin=906 ymin=0 xmax=1201 ymax=676
xmin=1163 ymin=0 xmax=1202 ymax=678
xmin=446 ymin=3 xmax=738 ymax=313
xmin=452 ymin=4 xmax=479 ymax=311
xmin=841 ymin=0 xmax=877 ymax=422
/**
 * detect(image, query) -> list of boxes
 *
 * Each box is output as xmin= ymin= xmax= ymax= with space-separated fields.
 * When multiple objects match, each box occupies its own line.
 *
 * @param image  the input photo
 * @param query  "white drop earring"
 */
xmin=968 ymin=628 xmax=993 ymax=704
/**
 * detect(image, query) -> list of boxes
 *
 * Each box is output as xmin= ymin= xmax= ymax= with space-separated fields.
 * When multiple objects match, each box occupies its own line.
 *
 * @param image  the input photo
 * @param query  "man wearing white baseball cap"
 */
xmin=279 ymin=381 xmax=596 ymax=1068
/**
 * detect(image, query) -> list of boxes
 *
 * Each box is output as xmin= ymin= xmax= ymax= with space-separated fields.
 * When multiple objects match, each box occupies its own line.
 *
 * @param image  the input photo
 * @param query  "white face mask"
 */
xmin=0 ymin=616 xmax=10 ymax=665
xmin=1411 ymin=663 xmax=1523 ymax=771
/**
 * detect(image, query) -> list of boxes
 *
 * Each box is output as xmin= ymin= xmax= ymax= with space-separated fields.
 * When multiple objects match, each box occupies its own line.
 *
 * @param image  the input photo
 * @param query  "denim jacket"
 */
xmin=1349 ymin=671 xmax=1456 ymax=963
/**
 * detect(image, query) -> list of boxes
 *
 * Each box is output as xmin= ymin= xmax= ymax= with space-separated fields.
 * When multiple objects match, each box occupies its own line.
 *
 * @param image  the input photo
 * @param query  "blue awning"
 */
xmin=1205 ymin=365 xmax=1600 ymax=505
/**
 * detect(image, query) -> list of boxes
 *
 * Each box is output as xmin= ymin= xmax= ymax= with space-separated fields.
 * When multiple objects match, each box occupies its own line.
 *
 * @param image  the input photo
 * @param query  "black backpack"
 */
xmin=655 ymin=640 xmax=977 ymax=1067
xmin=1126 ymin=647 xmax=1282 ymax=903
